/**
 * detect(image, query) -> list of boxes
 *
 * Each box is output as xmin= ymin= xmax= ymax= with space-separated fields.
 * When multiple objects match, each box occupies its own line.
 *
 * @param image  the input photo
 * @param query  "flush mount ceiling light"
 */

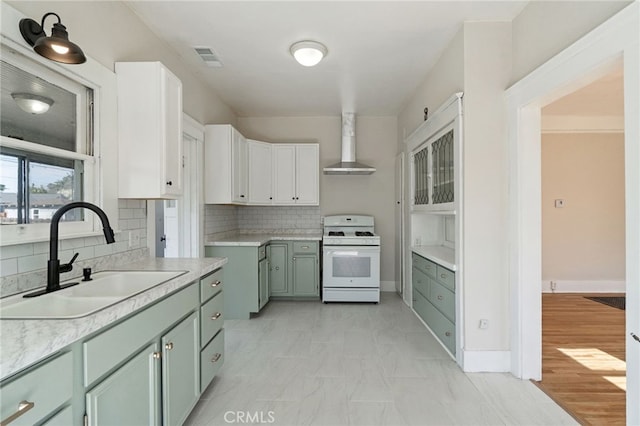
xmin=12 ymin=93 xmax=54 ymax=114
xmin=19 ymin=12 xmax=86 ymax=64
xmin=290 ymin=40 xmax=327 ymax=67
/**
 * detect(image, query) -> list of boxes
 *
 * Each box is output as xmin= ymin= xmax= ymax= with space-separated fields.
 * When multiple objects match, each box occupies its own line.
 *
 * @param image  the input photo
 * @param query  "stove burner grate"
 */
xmin=328 ymin=231 xmax=345 ymax=236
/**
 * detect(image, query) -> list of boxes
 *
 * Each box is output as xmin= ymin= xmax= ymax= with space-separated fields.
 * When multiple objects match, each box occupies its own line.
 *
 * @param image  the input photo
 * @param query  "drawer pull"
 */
xmin=445 ymin=331 xmax=451 ymax=337
xmin=1 ymin=400 xmax=35 ymax=425
xmin=211 ymin=312 xmax=222 ymax=320
xmin=211 ymin=280 xmax=222 ymax=288
xmin=165 ymin=342 xmax=174 ymax=351
xmin=301 ymin=245 xmax=309 ymax=249
xmin=437 ymin=295 xmax=443 ymax=300
xmin=440 ymin=274 xmax=447 ymax=279
xmin=153 ymin=352 xmax=162 ymax=359
xmin=211 ymin=353 xmax=222 ymax=363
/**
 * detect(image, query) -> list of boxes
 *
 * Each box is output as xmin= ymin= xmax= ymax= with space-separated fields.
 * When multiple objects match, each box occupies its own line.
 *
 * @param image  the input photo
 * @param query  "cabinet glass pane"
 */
xmin=432 ymin=130 xmax=454 ymax=204
xmin=413 ymin=146 xmax=429 ymax=205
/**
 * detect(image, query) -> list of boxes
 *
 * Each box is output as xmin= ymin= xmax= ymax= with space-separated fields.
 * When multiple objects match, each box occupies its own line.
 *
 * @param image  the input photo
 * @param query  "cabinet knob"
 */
xmin=153 ymin=352 xmax=162 ymax=359
xmin=166 ymin=181 xmax=173 ymax=186
xmin=211 ymin=312 xmax=222 ymax=320
xmin=437 ymin=295 xmax=443 ymax=300
xmin=240 ymin=194 xmax=245 ymax=198
xmin=292 ymin=197 xmax=295 ymax=200
xmin=445 ymin=332 xmax=451 ymax=337
xmin=296 ymin=197 xmax=299 ymax=200
xmin=441 ymin=274 xmax=446 ymax=278
xmin=269 ymin=197 xmax=273 ymax=200
xmin=1 ymin=400 xmax=35 ymax=425
xmin=211 ymin=280 xmax=221 ymax=287
xmin=211 ymin=353 xmax=222 ymax=363
xmin=275 ymin=266 xmax=279 ymax=271
xmin=293 ymin=257 xmax=296 ymax=261
xmin=165 ymin=342 xmax=174 ymax=351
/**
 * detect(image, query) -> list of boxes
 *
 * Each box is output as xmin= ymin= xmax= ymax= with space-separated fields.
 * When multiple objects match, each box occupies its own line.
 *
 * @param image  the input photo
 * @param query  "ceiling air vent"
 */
xmin=194 ymin=47 xmax=223 ymax=68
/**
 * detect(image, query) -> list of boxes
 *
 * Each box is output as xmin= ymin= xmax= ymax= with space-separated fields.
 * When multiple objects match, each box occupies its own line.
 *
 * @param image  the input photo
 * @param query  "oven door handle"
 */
xmin=323 ymin=246 xmax=380 ymax=255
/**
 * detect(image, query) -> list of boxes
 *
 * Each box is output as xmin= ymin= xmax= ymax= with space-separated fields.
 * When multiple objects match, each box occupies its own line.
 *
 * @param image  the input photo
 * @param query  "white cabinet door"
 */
xmin=116 ymin=62 xmax=183 ymax=199
xmin=232 ymin=133 xmax=247 ymax=203
xmin=248 ymin=140 xmax=272 ymax=204
xmin=272 ymin=144 xmax=296 ymax=204
xmin=295 ymin=144 xmax=319 ymax=205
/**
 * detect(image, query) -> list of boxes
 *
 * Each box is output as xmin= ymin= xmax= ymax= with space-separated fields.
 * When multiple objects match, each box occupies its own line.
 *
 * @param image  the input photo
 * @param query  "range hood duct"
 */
xmin=323 ymin=113 xmax=376 ymax=175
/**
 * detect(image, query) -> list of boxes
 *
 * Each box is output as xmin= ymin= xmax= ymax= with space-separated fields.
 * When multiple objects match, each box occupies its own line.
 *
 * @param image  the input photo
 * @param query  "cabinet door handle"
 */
xmin=165 ymin=342 xmax=174 ymax=351
xmin=153 ymin=352 xmax=162 ymax=359
xmin=441 ymin=274 xmax=447 ymax=279
xmin=166 ymin=181 xmax=173 ymax=186
xmin=211 ymin=312 xmax=222 ymax=320
xmin=211 ymin=353 xmax=222 ymax=363
xmin=445 ymin=331 xmax=451 ymax=337
xmin=211 ymin=280 xmax=221 ymax=287
xmin=437 ymin=295 xmax=443 ymax=300
xmin=1 ymin=400 xmax=35 ymax=425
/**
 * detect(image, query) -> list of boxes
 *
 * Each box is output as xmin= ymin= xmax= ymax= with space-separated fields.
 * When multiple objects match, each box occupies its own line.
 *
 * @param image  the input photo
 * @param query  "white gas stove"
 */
xmin=322 ymin=215 xmax=381 ymax=303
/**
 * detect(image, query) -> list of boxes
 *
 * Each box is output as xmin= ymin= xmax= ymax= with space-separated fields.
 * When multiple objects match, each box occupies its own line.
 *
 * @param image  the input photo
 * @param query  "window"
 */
xmin=0 ymin=44 xmax=95 ymax=242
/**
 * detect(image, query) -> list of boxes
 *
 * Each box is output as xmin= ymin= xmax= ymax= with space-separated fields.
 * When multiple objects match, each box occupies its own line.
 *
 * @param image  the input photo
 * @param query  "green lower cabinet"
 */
xmin=292 ymin=255 xmax=318 ymax=296
xmin=267 ymin=243 xmax=288 ymax=295
xmin=258 ymin=257 xmax=269 ymax=310
xmin=162 ymin=312 xmax=200 ymax=426
xmin=86 ymin=342 xmax=161 ymax=426
xmin=412 ymin=252 xmax=456 ymax=356
xmin=44 ymin=405 xmax=73 ymax=425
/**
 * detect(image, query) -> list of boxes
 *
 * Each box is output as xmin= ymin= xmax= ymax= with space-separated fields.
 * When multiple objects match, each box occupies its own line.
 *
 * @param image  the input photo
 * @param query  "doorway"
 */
xmin=506 ymin=3 xmax=639 ymax=424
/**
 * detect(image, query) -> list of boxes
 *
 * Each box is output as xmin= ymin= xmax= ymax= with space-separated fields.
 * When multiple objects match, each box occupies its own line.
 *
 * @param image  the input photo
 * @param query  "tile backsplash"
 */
xmin=0 ymin=200 xmax=148 ymax=297
xmin=238 ymin=206 xmax=322 ymax=230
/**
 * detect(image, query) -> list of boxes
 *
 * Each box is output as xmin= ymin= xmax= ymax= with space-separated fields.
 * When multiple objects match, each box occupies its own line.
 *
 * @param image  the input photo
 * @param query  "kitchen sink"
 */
xmin=0 ymin=270 xmax=186 ymax=319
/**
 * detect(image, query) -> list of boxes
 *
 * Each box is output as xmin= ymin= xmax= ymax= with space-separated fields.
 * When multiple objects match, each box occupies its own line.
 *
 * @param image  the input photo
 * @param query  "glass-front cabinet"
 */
xmin=411 ymin=126 xmax=457 ymax=212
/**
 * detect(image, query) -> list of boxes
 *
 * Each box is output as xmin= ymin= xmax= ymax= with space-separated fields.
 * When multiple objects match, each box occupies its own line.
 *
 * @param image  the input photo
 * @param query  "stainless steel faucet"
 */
xmin=24 ymin=202 xmax=115 ymax=298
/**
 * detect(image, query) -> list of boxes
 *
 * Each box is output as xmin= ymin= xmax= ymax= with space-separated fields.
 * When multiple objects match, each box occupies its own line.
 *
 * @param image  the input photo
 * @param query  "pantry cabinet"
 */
xmin=204 ymin=124 xmax=248 ymax=204
xmin=116 ymin=61 xmax=183 ymax=199
xmin=272 ymin=144 xmax=319 ymax=205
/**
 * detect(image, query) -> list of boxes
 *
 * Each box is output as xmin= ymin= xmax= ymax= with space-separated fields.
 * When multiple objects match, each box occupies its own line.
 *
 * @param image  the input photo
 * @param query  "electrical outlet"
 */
xmin=554 ymin=199 xmax=565 ymax=208
xmin=128 ymin=230 xmax=141 ymax=248
xmin=550 ymin=281 xmax=557 ymax=292
xmin=479 ymin=319 xmax=489 ymax=329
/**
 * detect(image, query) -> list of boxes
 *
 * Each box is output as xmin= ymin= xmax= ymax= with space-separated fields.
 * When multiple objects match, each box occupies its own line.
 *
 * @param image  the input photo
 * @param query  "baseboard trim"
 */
xmin=541 ymin=280 xmax=626 ymax=293
xmin=380 ymin=281 xmax=396 ymax=292
xmin=462 ymin=350 xmax=511 ymax=372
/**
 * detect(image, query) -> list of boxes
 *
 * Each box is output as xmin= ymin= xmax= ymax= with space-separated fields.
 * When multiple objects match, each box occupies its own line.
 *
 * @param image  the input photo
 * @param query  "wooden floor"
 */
xmin=536 ymin=293 xmax=626 ymax=425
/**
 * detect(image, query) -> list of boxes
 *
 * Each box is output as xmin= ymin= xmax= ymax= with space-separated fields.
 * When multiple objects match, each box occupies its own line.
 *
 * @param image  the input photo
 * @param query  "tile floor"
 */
xmin=185 ymin=292 xmax=577 ymax=425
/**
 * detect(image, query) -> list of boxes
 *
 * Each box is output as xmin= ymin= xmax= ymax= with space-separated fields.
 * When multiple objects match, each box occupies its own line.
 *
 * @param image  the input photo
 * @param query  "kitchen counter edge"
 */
xmin=0 ymin=256 xmax=227 ymax=381
xmin=205 ymin=232 xmax=323 ymax=247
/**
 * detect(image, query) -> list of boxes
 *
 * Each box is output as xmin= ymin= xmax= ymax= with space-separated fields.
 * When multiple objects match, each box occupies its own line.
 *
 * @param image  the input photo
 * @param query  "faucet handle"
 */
xmin=60 ymin=252 xmax=79 ymax=273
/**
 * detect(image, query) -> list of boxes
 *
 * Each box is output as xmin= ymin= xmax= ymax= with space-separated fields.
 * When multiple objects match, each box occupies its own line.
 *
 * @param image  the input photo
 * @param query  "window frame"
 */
xmin=0 ymin=39 xmax=103 ymax=245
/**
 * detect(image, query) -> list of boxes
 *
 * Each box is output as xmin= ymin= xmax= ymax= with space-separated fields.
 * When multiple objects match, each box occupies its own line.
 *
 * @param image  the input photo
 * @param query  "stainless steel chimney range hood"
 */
xmin=323 ymin=113 xmax=376 ymax=175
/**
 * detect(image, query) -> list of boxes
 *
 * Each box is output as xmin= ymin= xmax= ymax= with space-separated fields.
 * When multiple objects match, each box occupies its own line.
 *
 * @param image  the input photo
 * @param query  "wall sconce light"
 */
xmin=12 ymin=93 xmax=54 ymax=114
xmin=19 ymin=12 xmax=86 ymax=64
xmin=290 ymin=40 xmax=328 ymax=67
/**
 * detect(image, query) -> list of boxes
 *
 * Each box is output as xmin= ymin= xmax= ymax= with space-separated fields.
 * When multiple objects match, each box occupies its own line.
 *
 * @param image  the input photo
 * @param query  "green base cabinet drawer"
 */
xmin=428 ymin=280 xmax=455 ymax=323
xmin=200 ymin=330 xmax=225 ymax=393
xmin=292 ymin=242 xmax=318 ymax=254
xmin=200 ymin=268 xmax=223 ymax=303
xmin=200 ymin=291 xmax=224 ymax=347
xmin=43 ymin=405 xmax=73 ymax=425
xmin=436 ymin=265 xmax=455 ymax=291
xmin=412 ymin=267 xmax=429 ymax=299
xmin=412 ymin=289 xmax=429 ymax=324
xmin=424 ymin=302 xmax=456 ymax=355
xmin=0 ymin=351 xmax=72 ymax=426
xmin=412 ymin=253 xmax=436 ymax=278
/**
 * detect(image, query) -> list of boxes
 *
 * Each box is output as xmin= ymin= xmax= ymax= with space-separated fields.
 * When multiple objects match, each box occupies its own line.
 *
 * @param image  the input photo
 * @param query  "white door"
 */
xmin=295 ymin=144 xmax=319 ymax=205
xmin=395 ymin=154 xmax=404 ymax=294
xmin=272 ymin=144 xmax=296 ymax=204
xmin=163 ymin=199 xmax=179 ymax=257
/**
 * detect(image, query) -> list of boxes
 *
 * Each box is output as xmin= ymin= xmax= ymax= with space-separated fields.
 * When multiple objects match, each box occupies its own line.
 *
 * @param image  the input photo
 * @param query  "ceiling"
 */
xmin=125 ymin=1 xmax=529 ymax=117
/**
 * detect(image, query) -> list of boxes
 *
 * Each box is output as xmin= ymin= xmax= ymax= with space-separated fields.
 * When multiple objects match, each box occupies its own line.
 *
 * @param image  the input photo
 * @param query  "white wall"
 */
xmin=511 ymin=0 xmax=631 ymax=84
xmin=238 ymin=116 xmax=398 ymax=283
xmin=542 ymin=132 xmax=625 ymax=284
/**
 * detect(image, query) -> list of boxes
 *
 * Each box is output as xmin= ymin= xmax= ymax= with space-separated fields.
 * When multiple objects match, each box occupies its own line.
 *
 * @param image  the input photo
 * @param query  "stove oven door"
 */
xmin=322 ymin=245 xmax=380 ymax=288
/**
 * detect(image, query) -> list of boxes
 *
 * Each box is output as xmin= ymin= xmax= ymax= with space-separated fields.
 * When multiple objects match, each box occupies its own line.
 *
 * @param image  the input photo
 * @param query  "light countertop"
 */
xmin=205 ymin=231 xmax=323 ymax=247
xmin=0 ymin=256 xmax=227 ymax=381
xmin=412 ymin=245 xmax=456 ymax=271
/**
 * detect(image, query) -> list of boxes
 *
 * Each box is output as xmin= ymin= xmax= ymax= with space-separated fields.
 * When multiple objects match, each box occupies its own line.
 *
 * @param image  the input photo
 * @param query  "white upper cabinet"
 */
xmin=204 ymin=124 xmax=247 ymax=204
xmin=116 ymin=62 xmax=183 ymax=199
xmin=272 ymin=144 xmax=319 ymax=205
xmin=248 ymin=140 xmax=272 ymax=204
